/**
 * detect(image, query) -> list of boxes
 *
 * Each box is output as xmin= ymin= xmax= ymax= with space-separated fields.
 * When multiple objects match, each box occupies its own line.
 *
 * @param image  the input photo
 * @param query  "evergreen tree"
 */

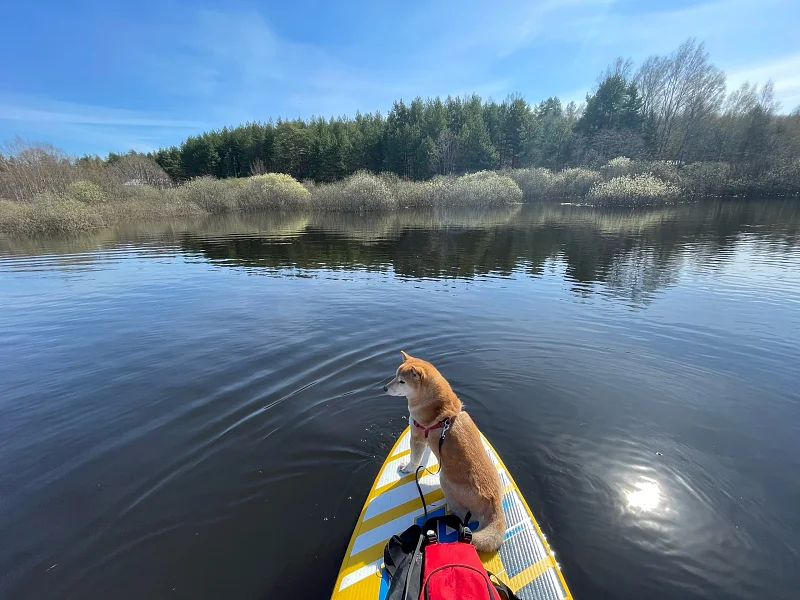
xmin=577 ymin=75 xmax=644 ymax=138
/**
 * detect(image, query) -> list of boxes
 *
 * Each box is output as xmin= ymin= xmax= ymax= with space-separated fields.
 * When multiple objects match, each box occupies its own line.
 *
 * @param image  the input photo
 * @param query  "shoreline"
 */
xmin=2 ymin=160 xmax=799 ymax=237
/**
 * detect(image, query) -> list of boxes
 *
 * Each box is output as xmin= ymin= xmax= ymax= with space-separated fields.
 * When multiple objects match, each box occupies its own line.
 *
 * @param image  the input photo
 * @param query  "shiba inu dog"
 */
xmin=383 ymin=351 xmax=505 ymax=552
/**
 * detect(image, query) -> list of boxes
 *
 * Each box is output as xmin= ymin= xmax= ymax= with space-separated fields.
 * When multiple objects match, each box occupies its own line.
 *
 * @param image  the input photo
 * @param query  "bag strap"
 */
xmin=488 ymin=571 xmax=522 ymax=600
xmin=402 ymin=534 xmax=424 ymax=600
xmin=383 ymin=524 xmax=423 ymax=577
xmin=422 ymin=511 xmax=473 ymax=543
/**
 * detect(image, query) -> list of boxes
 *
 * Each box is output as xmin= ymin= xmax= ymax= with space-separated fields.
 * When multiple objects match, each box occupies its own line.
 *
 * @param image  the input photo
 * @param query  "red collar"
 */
xmin=412 ymin=414 xmax=457 ymax=438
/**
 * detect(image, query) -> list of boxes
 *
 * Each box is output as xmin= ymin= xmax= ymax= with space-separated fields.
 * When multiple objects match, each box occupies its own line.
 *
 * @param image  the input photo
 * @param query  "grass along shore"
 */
xmin=2 ymin=147 xmax=799 ymax=236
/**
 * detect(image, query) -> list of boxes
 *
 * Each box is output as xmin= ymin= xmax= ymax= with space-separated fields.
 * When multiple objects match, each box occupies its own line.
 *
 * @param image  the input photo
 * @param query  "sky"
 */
xmin=1 ymin=0 xmax=798 ymax=156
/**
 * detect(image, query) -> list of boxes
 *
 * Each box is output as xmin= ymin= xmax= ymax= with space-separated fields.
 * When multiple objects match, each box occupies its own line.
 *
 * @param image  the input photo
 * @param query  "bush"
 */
xmin=378 ymin=173 xmax=440 ymax=208
xmin=438 ymin=171 xmax=522 ymax=206
xmin=507 ymin=168 xmax=556 ymax=199
xmin=679 ymin=162 xmax=734 ymax=197
xmin=310 ymin=171 xmax=396 ymax=211
xmin=98 ymin=186 xmax=205 ymax=222
xmin=600 ymin=157 xmax=635 ymax=179
xmin=238 ymin=173 xmax=311 ymax=211
xmin=600 ymin=157 xmax=681 ymax=186
xmin=762 ymin=160 xmax=800 ymax=196
xmin=177 ymin=176 xmax=238 ymax=214
xmin=366 ymin=171 xmax=521 ymax=208
xmin=557 ymin=168 xmax=602 ymax=198
xmin=0 ymin=192 xmax=105 ymax=235
xmin=508 ymin=167 xmax=599 ymax=199
xmin=641 ymin=161 xmax=681 ymax=186
xmin=0 ymin=199 xmax=23 ymax=233
xmin=66 ymin=180 xmax=108 ymax=205
xmin=587 ymin=174 xmax=679 ymax=206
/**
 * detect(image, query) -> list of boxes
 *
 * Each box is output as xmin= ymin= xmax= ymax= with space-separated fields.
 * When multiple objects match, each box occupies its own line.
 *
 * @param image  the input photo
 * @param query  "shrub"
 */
xmin=587 ymin=174 xmax=679 ymax=206
xmin=378 ymin=173 xmax=438 ymax=208
xmin=762 ymin=160 xmax=800 ymax=196
xmin=237 ymin=173 xmax=311 ymax=211
xmin=0 ymin=191 xmax=105 ymax=235
xmin=640 ymin=161 xmax=681 ymax=186
xmin=679 ymin=162 xmax=734 ymax=197
xmin=66 ymin=180 xmax=108 ymax=205
xmin=97 ymin=186 xmax=205 ymax=223
xmin=177 ymin=176 xmax=238 ymax=213
xmin=310 ymin=171 xmax=396 ymax=211
xmin=508 ymin=167 xmax=599 ymax=199
xmin=438 ymin=171 xmax=522 ymax=206
xmin=0 ymin=199 xmax=24 ymax=233
xmin=375 ymin=171 xmax=522 ymax=208
xmin=600 ymin=157 xmax=681 ymax=186
xmin=507 ymin=168 xmax=557 ymax=199
xmin=600 ymin=156 xmax=635 ymax=179
xmin=557 ymin=168 xmax=601 ymax=198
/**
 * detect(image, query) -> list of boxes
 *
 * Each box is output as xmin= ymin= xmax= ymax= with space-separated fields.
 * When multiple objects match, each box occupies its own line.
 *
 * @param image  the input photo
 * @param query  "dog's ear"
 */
xmin=400 ymin=350 xmax=412 ymax=362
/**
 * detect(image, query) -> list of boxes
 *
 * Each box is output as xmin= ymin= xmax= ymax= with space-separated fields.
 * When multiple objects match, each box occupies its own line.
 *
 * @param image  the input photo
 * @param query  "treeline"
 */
xmin=132 ymin=38 xmax=799 ymax=188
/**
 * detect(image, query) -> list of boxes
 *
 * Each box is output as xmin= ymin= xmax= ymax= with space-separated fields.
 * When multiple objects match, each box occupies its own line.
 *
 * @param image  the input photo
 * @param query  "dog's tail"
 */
xmin=470 ymin=499 xmax=506 ymax=552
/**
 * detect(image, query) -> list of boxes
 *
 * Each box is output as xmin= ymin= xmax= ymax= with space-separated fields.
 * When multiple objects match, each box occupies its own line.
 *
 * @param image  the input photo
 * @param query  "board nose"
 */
xmin=383 ymin=385 xmax=388 ymax=392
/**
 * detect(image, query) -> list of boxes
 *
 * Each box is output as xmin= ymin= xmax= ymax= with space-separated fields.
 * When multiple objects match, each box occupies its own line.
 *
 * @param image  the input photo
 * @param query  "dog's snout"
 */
xmin=383 ymin=385 xmax=388 ymax=392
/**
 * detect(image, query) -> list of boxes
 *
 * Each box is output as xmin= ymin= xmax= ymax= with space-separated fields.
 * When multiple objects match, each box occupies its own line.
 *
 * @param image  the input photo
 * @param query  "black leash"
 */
xmin=413 ymin=417 xmax=452 ymax=522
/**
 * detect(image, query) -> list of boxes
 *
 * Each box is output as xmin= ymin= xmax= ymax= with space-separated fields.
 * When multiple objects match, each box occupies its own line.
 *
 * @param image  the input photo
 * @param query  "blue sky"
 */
xmin=1 ymin=0 xmax=798 ymax=156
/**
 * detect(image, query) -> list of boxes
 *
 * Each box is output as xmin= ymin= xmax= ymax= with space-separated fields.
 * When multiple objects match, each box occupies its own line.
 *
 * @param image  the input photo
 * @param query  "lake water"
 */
xmin=1 ymin=200 xmax=799 ymax=600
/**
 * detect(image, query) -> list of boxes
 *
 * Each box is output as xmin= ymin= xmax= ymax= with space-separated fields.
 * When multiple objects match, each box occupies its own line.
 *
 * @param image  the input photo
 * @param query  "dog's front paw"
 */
xmin=398 ymin=462 xmax=414 ymax=474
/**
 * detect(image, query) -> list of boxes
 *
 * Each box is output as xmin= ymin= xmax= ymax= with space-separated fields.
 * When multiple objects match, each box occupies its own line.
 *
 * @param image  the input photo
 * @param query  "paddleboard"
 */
xmin=331 ymin=427 xmax=572 ymax=600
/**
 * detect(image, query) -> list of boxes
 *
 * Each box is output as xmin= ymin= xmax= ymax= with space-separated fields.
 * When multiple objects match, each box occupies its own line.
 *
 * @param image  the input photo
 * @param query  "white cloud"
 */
xmin=147 ymin=10 xmax=385 ymax=118
xmin=725 ymin=53 xmax=800 ymax=111
xmin=0 ymin=95 xmax=208 ymax=154
xmin=0 ymin=95 xmax=205 ymax=128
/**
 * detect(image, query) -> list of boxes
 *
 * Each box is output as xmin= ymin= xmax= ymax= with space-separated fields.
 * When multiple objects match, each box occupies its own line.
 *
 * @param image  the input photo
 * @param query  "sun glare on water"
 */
xmin=625 ymin=479 xmax=663 ymax=512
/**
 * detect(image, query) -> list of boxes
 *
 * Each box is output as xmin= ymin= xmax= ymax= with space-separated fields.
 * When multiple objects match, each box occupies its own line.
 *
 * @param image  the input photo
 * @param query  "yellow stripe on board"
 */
xmin=371 ymin=459 xmax=440 ymax=497
xmin=360 ymin=489 xmax=444 ymax=534
xmin=332 ymin=429 xmax=410 ymax=596
xmin=372 ymin=471 xmax=418 ymax=496
xmin=508 ymin=556 xmax=557 ymax=591
xmin=332 ymin=572 xmax=382 ymax=600
xmin=478 ymin=551 xmax=509 ymax=585
xmin=390 ymin=448 xmax=411 ymax=460
xmin=340 ymin=543 xmax=385 ymax=579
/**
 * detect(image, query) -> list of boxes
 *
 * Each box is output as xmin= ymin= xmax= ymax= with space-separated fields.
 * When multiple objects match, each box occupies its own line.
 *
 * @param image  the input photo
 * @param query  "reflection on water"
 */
xmin=4 ymin=201 xmax=799 ymax=307
xmin=1 ymin=200 xmax=799 ymax=600
xmin=625 ymin=479 xmax=664 ymax=513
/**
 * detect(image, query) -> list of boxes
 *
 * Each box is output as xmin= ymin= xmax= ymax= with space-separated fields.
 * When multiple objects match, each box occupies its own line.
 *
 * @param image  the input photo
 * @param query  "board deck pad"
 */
xmin=331 ymin=427 xmax=572 ymax=600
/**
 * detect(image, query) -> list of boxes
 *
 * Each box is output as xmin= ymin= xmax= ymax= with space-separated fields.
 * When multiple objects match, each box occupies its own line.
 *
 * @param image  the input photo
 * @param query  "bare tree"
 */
xmin=249 ymin=158 xmax=268 ymax=176
xmin=0 ymin=138 xmax=75 ymax=201
xmin=634 ymin=38 xmax=726 ymax=159
xmin=674 ymin=64 xmax=726 ymax=162
xmin=430 ymin=130 xmax=459 ymax=175
xmin=599 ymin=56 xmax=635 ymax=85
xmin=109 ymin=153 xmax=173 ymax=188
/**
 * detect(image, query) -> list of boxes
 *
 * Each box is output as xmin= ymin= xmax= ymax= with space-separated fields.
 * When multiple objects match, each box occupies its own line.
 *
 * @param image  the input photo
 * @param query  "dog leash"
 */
xmin=413 ymin=414 xmax=455 ymax=522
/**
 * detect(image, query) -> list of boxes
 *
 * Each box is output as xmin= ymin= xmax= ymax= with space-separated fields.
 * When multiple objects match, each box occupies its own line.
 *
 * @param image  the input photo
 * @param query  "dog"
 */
xmin=383 ymin=351 xmax=505 ymax=552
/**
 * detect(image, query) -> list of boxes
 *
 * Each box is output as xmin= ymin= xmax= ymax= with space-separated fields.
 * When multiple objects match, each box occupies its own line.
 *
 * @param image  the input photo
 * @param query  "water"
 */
xmin=1 ymin=200 xmax=799 ymax=600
